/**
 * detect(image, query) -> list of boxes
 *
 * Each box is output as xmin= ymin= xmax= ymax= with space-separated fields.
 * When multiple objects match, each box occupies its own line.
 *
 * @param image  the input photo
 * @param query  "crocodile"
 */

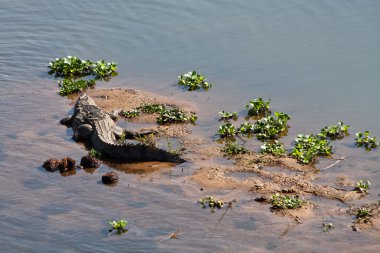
xmin=60 ymin=94 xmax=185 ymax=163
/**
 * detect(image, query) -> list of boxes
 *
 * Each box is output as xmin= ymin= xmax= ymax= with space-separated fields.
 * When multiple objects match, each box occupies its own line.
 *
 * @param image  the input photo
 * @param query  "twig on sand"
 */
xmin=320 ymin=156 xmax=345 ymax=171
xmin=157 ymin=229 xmax=180 ymax=244
xmin=286 ymin=209 xmax=302 ymax=224
xmin=218 ymin=199 xmax=236 ymax=223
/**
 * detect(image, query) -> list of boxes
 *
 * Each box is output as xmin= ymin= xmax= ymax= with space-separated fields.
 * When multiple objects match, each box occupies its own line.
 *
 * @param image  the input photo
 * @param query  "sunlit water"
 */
xmin=0 ymin=0 xmax=379 ymax=252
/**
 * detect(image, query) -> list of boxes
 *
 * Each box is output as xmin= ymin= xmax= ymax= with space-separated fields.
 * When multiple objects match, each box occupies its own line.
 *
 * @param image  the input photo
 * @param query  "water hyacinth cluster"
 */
xmin=119 ymin=103 xmax=197 ymax=125
xmin=108 ymin=219 xmax=128 ymax=235
xmin=245 ymin=98 xmax=271 ymax=116
xmin=291 ymin=134 xmax=333 ymax=164
xmin=198 ymin=196 xmax=224 ymax=209
xmin=221 ymin=141 xmax=248 ymax=155
xmin=260 ymin=141 xmax=285 ymax=156
xmin=178 ymin=71 xmax=213 ymax=91
xmin=48 ymin=56 xmax=118 ymax=96
xmin=355 ymin=131 xmax=379 ymax=151
xmin=271 ymin=193 xmax=304 ymax=209
xmin=319 ymin=122 xmax=350 ymax=140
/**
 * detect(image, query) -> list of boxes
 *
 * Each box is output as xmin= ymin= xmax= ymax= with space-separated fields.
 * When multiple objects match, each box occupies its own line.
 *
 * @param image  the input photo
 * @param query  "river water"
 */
xmin=0 ymin=0 xmax=379 ymax=252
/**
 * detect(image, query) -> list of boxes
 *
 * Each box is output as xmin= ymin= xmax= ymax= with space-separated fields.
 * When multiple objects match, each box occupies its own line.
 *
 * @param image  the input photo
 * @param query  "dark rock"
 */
xmin=43 ymin=159 xmax=62 ymax=172
xmin=80 ymin=155 xmax=100 ymax=169
xmin=59 ymin=157 xmax=76 ymax=172
xmin=102 ymin=172 xmax=118 ymax=184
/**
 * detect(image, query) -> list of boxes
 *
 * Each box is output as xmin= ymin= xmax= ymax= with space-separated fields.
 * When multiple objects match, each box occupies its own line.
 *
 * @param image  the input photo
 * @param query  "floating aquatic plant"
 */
xmin=222 ymin=141 xmax=248 ymax=155
xmin=91 ymin=60 xmax=118 ymax=79
xmin=156 ymin=108 xmax=197 ymax=125
xmin=218 ymin=111 xmax=238 ymax=121
xmin=217 ymin=123 xmax=237 ymax=138
xmin=198 ymin=196 xmax=224 ymax=209
xmin=271 ymin=193 xmax=304 ymax=209
xmin=291 ymin=134 xmax=333 ymax=164
xmin=355 ymin=131 xmax=379 ymax=151
xmin=322 ymin=223 xmax=334 ymax=233
xmin=253 ymin=112 xmax=291 ymax=140
xmin=58 ymin=79 xmax=95 ymax=96
xmin=178 ymin=71 xmax=213 ymax=91
xmin=355 ymin=180 xmax=371 ymax=193
xmin=237 ymin=122 xmax=255 ymax=136
xmin=48 ymin=56 xmax=93 ymax=78
xmin=119 ymin=109 xmax=140 ymax=118
xmin=319 ymin=122 xmax=350 ymax=140
xmin=108 ymin=219 xmax=128 ymax=235
xmin=260 ymin=141 xmax=285 ymax=156
xmin=245 ymin=98 xmax=271 ymax=116
xmin=89 ymin=148 xmax=102 ymax=159
xmin=137 ymin=103 xmax=166 ymax=114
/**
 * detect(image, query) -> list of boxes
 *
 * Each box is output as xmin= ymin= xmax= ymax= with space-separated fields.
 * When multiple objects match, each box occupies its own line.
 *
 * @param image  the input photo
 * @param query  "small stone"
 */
xmin=59 ymin=157 xmax=76 ymax=172
xmin=102 ymin=172 xmax=118 ymax=184
xmin=43 ymin=159 xmax=62 ymax=172
xmin=80 ymin=155 xmax=100 ymax=169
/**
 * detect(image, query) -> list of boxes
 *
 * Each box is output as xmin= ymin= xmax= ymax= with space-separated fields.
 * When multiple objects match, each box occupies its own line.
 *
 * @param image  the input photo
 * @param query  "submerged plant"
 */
xmin=156 ymin=108 xmax=196 ymax=125
xmin=178 ymin=71 xmax=213 ymax=91
xmin=119 ymin=109 xmax=140 ymax=119
xmin=355 ymin=131 xmax=379 ymax=151
xmin=198 ymin=196 xmax=224 ymax=210
xmin=237 ymin=122 xmax=255 ymax=136
xmin=217 ymin=123 xmax=237 ymax=138
xmin=260 ymin=141 xmax=285 ymax=156
xmin=222 ymin=142 xmax=248 ymax=155
xmin=137 ymin=103 xmax=166 ymax=114
xmin=245 ymin=98 xmax=271 ymax=116
xmin=319 ymin=122 xmax=350 ymax=140
xmin=253 ymin=112 xmax=291 ymax=140
xmin=58 ymin=79 xmax=95 ymax=96
xmin=271 ymin=193 xmax=304 ymax=209
xmin=218 ymin=111 xmax=238 ymax=121
xmin=355 ymin=180 xmax=371 ymax=193
xmin=290 ymin=134 xmax=333 ymax=164
xmin=108 ymin=219 xmax=128 ymax=235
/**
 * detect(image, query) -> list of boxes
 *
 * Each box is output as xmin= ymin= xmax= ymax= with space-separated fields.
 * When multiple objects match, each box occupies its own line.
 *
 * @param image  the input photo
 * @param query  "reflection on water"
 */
xmin=0 ymin=0 xmax=380 ymax=252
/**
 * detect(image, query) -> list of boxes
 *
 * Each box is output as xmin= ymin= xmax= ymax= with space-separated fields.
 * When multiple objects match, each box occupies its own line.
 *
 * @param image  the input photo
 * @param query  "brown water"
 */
xmin=1 ymin=0 xmax=380 ymax=252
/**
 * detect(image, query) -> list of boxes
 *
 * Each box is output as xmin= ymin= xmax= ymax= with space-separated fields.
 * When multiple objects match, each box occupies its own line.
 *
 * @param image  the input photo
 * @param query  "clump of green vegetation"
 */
xmin=245 ymin=98 xmax=271 ymax=116
xmin=218 ymin=111 xmax=238 ymax=121
xmin=108 ymin=219 xmax=128 ymax=235
xmin=253 ymin=112 xmax=291 ymax=140
xmin=319 ymin=122 xmax=350 ymax=140
xmin=89 ymin=148 xmax=102 ymax=159
xmin=118 ymin=109 xmax=140 ymax=119
xmin=217 ymin=123 xmax=237 ymax=138
xmin=355 ymin=180 xmax=371 ymax=193
xmin=178 ymin=71 xmax=213 ymax=91
xmin=48 ymin=56 xmax=93 ymax=77
xmin=355 ymin=131 xmax=379 ymax=151
xmin=48 ymin=56 xmax=118 ymax=96
xmin=322 ymin=223 xmax=334 ymax=233
xmin=138 ymin=103 xmax=166 ymax=114
xmin=290 ymin=134 xmax=333 ymax=164
xmin=356 ymin=208 xmax=370 ymax=220
xmin=156 ymin=108 xmax=197 ymax=125
xmin=48 ymin=56 xmax=118 ymax=78
xmin=260 ymin=141 xmax=285 ymax=156
xmin=271 ymin=193 xmax=304 ymax=209
xmin=198 ymin=196 xmax=224 ymax=210
xmin=91 ymin=60 xmax=118 ymax=79
xmin=222 ymin=142 xmax=248 ymax=155
xmin=237 ymin=122 xmax=255 ymax=136
xmin=58 ymin=79 xmax=96 ymax=96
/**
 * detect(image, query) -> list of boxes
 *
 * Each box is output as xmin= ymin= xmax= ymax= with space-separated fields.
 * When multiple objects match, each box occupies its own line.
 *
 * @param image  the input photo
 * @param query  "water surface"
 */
xmin=0 ymin=0 xmax=379 ymax=252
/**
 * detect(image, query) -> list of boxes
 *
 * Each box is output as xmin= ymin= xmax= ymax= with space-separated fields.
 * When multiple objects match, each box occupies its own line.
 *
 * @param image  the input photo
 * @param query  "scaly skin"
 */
xmin=61 ymin=94 xmax=185 ymax=163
